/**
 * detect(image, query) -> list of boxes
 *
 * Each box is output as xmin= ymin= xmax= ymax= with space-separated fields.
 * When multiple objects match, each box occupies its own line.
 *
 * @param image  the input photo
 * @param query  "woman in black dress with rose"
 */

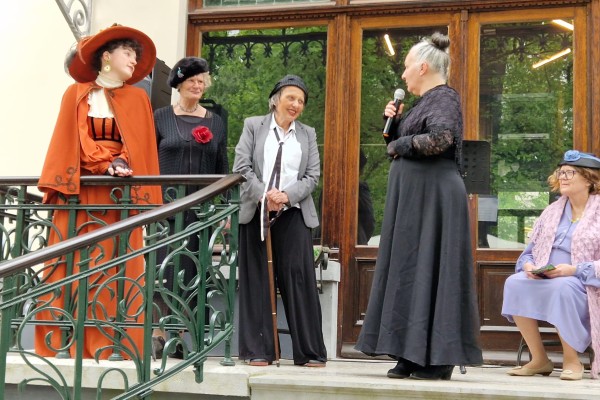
xmin=152 ymin=57 xmax=228 ymax=357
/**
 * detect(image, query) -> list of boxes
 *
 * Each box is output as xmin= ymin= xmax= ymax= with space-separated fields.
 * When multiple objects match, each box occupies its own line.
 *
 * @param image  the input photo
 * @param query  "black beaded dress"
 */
xmin=355 ymin=85 xmax=483 ymax=367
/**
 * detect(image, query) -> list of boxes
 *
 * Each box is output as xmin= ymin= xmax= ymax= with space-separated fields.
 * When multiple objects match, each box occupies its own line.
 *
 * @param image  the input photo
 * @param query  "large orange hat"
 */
xmin=67 ymin=24 xmax=156 ymax=84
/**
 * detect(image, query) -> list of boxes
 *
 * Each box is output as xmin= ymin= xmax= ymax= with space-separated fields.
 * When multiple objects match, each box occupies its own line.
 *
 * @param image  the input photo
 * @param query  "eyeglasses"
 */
xmin=555 ymin=170 xmax=577 ymax=180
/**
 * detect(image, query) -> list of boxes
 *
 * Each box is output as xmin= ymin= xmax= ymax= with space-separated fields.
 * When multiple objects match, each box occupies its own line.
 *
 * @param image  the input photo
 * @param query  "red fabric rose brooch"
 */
xmin=192 ymin=126 xmax=213 ymax=144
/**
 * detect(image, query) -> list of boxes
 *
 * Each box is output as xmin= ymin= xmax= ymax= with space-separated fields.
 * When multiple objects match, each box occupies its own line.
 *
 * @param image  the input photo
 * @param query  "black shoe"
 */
xmin=168 ymin=343 xmax=185 ymax=359
xmin=410 ymin=365 xmax=454 ymax=380
xmin=151 ymin=336 xmax=165 ymax=360
xmin=387 ymin=359 xmax=420 ymax=379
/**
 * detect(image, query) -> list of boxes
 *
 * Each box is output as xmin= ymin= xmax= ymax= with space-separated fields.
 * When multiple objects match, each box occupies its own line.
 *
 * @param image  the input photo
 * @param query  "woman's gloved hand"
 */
xmin=106 ymin=157 xmax=133 ymax=177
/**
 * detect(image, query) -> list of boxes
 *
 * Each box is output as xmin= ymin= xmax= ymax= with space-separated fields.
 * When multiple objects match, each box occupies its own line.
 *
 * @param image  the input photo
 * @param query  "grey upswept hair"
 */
xmin=411 ymin=32 xmax=450 ymax=81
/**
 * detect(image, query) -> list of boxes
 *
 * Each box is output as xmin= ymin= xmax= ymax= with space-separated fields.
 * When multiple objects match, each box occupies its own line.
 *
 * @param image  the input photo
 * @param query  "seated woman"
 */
xmin=502 ymin=150 xmax=600 ymax=381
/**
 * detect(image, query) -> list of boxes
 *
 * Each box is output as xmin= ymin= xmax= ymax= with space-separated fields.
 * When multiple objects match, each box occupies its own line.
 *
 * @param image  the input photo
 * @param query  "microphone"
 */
xmin=382 ymin=88 xmax=405 ymax=137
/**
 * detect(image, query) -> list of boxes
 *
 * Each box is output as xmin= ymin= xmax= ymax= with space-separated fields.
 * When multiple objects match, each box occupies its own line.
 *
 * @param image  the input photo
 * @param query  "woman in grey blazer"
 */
xmin=233 ymin=75 xmax=326 ymax=367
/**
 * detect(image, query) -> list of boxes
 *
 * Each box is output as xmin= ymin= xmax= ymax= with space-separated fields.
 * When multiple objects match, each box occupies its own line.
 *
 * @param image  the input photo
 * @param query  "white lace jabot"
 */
xmin=88 ymin=73 xmax=124 ymax=118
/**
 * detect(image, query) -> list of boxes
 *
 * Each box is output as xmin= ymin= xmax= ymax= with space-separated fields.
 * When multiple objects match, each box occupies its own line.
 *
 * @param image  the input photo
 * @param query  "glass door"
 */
xmin=477 ymin=19 xmax=574 ymax=250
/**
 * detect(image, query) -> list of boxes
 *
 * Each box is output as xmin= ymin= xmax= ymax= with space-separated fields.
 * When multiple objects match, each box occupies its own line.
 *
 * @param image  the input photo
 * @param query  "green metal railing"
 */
xmin=0 ymin=174 xmax=243 ymax=399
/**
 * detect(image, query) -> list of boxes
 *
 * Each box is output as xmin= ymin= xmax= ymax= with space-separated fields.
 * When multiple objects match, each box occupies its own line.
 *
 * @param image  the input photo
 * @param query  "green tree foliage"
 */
xmin=481 ymin=24 xmax=573 ymax=194
xmin=199 ymin=22 xmax=574 ymax=246
xmin=479 ymin=22 xmax=573 ymax=243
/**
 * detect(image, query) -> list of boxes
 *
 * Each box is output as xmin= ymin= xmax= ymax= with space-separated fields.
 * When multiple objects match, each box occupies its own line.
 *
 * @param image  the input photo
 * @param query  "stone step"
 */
xmin=4 ymin=356 xmax=597 ymax=400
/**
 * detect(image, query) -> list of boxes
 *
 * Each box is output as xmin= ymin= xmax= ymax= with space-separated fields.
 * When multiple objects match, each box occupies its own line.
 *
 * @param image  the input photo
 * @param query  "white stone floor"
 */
xmin=233 ymin=357 xmax=599 ymax=399
xmin=6 ymin=355 xmax=599 ymax=399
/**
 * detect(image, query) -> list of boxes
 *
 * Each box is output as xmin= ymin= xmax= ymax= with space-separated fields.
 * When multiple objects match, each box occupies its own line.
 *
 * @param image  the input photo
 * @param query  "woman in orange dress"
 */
xmin=35 ymin=24 xmax=162 ymax=360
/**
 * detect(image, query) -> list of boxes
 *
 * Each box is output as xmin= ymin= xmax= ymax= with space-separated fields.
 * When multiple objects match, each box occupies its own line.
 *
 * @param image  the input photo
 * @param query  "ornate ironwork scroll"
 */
xmin=203 ymin=29 xmax=327 ymax=69
xmin=55 ymin=0 xmax=92 ymax=40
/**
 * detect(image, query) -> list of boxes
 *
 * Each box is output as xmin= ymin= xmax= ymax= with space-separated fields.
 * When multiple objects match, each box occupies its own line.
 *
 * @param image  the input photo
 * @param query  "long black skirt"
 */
xmin=355 ymin=157 xmax=483 ymax=367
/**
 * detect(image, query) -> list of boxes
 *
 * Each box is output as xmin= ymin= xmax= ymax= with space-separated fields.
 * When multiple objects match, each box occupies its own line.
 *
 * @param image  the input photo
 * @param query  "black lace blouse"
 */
xmin=386 ymin=84 xmax=464 ymax=173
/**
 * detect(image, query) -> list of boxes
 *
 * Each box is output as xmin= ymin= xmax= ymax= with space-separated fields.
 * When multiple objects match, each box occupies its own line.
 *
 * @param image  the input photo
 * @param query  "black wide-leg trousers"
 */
xmin=238 ymin=207 xmax=327 ymax=365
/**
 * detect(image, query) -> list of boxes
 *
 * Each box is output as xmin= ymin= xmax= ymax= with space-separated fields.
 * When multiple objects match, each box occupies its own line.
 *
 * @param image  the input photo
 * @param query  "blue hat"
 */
xmin=559 ymin=150 xmax=600 ymax=169
xmin=269 ymin=75 xmax=308 ymax=105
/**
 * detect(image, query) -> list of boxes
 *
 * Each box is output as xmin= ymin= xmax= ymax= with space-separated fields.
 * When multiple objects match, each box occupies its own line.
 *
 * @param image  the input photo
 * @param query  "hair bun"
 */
xmin=430 ymin=32 xmax=450 ymax=51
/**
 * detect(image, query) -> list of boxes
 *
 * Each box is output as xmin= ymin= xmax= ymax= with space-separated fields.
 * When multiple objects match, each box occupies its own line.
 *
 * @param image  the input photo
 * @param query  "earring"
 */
xmin=103 ymin=64 xmax=111 ymax=72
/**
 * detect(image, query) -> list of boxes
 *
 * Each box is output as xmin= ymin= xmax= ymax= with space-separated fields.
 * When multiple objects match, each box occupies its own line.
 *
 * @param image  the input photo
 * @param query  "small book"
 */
xmin=531 ymin=264 xmax=555 ymax=276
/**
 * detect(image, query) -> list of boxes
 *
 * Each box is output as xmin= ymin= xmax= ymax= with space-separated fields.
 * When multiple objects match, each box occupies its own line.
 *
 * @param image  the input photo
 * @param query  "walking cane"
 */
xmin=265 ymin=226 xmax=280 ymax=367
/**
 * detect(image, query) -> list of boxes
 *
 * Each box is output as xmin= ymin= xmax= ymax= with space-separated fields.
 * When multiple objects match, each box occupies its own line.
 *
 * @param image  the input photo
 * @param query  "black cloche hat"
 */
xmin=268 ymin=74 xmax=309 ymax=105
